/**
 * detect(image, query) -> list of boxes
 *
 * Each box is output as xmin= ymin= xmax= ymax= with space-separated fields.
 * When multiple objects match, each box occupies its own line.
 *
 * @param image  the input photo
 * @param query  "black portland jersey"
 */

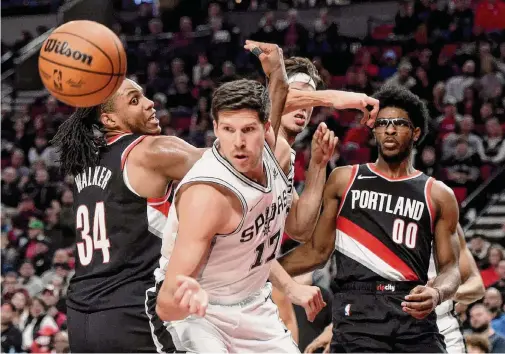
xmin=334 ymin=163 xmax=435 ymax=285
xmin=67 ymin=133 xmax=172 ymax=312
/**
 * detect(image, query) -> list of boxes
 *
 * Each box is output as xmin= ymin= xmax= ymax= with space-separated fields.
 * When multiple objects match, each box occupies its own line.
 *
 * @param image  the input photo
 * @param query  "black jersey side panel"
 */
xmin=67 ymin=134 xmax=168 ymax=312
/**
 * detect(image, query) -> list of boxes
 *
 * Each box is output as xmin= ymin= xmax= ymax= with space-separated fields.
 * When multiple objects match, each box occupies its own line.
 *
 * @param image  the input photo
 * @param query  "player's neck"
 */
xmin=279 ymin=127 xmax=296 ymax=146
xmin=374 ymin=156 xmax=416 ymax=179
xmin=244 ymin=162 xmax=267 ymax=186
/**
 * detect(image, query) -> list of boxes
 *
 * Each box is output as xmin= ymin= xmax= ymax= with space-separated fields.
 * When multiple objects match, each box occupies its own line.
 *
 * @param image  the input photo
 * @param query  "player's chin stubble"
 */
xmin=378 ymin=142 xmax=413 ymax=164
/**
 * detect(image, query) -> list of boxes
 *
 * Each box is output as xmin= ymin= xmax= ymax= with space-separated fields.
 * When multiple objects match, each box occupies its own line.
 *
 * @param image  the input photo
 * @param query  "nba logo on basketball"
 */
xmin=376 ymin=283 xmax=395 ymax=292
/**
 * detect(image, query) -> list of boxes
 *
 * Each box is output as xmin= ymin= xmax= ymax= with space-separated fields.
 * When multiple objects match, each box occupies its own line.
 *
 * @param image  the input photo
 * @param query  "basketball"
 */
xmin=38 ymin=20 xmax=127 ymax=107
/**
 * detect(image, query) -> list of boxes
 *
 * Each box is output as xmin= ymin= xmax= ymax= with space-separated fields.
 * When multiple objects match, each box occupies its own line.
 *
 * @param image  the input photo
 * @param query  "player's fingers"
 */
xmin=304 ymin=343 xmax=317 ymax=353
xmin=173 ymin=281 xmax=188 ymax=303
xmin=408 ymin=285 xmax=425 ymax=296
xmin=318 ymin=122 xmax=327 ymax=134
xmin=401 ymin=299 xmax=433 ymax=311
xmin=366 ymin=97 xmax=380 ymax=120
xmin=317 ymin=289 xmax=326 ymax=309
xmin=179 ymin=289 xmax=193 ymax=310
xmin=188 ymin=294 xmax=199 ymax=314
xmin=402 ymin=307 xmax=431 ymax=319
xmin=323 ymin=342 xmax=331 ymax=353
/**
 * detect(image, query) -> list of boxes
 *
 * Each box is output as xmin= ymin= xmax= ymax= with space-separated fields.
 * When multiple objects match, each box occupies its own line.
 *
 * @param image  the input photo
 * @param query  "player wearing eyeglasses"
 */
xmin=279 ymin=84 xmax=462 ymax=353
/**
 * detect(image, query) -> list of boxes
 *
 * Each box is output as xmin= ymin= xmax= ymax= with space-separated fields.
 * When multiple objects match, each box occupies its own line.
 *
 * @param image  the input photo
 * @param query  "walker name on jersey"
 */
xmin=240 ymin=189 xmax=290 ymax=242
xmin=74 ymin=166 xmax=112 ymax=193
xmin=350 ymin=189 xmax=425 ymax=221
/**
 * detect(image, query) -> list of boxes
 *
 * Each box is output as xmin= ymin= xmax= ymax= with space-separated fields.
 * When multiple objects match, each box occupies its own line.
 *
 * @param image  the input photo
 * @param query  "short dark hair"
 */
xmin=373 ymin=85 xmax=429 ymax=145
xmin=284 ymin=57 xmax=324 ymax=90
xmin=211 ymin=79 xmax=270 ymax=123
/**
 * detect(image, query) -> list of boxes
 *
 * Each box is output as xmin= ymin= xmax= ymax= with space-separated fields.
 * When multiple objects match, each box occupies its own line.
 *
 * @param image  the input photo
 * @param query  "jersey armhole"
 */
xmin=263 ymin=141 xmax=290 ymax=185
xmin=120 ymin=135 xmax=147 ymax=197
xmin=336 ymin=165 xmax=359 ymax=218
xmin=176 ymin=177 xmax=249 ymax=237
xmin=425 ymin=177 xmax=436 ymax=233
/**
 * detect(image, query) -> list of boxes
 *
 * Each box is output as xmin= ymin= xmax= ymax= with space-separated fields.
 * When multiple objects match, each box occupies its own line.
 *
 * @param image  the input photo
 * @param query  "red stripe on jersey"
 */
xmin=149 ymin=201 xmax=171 ymax=217
xmin=120 ymin=136 xmax=146 ymax=170
xmin=336 ymin=216 xmax=419 ymax=281
xmin=147 ymin=184 xmax=172 ymax=217
xmin=107 ymin=133 xmax=132 ymax=145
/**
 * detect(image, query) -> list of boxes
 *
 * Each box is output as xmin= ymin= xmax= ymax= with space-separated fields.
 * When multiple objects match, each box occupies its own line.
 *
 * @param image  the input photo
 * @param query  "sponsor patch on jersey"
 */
xmin=376 ymin=283 xmax=396 ymax=292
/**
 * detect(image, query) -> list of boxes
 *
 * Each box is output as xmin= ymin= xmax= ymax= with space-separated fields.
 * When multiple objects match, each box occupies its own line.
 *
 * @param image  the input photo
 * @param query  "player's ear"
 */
xmin=413 ymin=127 xmax=421 ymax=142
xmin=100 ymin=112 xmax=120 ymax=130
xmin=264 ymin=120 xmax=271 ymax=132
xmin=213 ymin=120 xmax=218 ymax=136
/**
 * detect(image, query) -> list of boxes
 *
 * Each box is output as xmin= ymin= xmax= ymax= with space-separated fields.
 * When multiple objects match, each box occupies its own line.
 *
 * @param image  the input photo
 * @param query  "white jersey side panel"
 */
xmin=156 ymin=141 xmax=290 ymax=305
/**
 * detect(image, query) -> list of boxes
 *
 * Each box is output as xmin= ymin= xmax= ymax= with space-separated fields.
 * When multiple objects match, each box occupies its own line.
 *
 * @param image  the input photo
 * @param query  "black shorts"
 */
xmin=67 ymin=283 xmax=175 ymax=353
xmin=331 ymin=281 xmax=446 ymax=353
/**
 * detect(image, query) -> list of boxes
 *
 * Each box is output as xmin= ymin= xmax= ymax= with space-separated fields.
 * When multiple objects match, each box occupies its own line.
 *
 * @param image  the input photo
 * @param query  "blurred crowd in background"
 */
xmin=1 ymin=0 xmax=505 ymax=352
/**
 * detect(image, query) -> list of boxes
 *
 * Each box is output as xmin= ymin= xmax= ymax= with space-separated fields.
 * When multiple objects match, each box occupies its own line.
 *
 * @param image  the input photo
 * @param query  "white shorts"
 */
xmin=166 ymin=283 xmax=299 ymax=353
xmin=436 ymin=301 xmax=466 ymax=353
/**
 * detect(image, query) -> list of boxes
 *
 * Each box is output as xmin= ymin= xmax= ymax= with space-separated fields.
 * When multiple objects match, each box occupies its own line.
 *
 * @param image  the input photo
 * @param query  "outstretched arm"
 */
xmin=244 ymin=40 xmax=288 ymax=148
xmin=156 ymin=184 xmax=231 ymax=321
xmin=284 ymin=89 xmax=380 ymax=127
xmin=453 ymin=223 xmax=485 ymax=304
xmin=134 ymin=135 xmax=205 ymax=181
xmin=279 ymin=166 xmax=352 ymax=276
xmin=285 ymin=123 xmax=337 ymax=242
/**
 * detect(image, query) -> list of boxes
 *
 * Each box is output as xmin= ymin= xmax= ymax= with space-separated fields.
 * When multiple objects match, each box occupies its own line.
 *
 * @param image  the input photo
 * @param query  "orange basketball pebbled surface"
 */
xmin=38 ymin=20 xmax=127 ymax=107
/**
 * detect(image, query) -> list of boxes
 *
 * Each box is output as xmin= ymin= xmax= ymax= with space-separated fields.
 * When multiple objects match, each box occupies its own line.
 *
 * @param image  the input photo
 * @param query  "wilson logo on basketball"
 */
xmin=43 ymin=39 xmax=93 ymax=66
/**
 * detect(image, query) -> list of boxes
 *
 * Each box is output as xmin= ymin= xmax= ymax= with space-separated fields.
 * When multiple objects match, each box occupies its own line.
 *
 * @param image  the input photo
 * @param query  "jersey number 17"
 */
xmin=76 ymin=202 xmax=111 ymax=266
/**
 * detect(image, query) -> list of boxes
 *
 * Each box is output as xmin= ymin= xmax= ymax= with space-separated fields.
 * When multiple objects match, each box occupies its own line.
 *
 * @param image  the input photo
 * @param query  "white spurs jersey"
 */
xmin=428 ymin=251 xmax=453 ymax=316
xmin=155 ymin=140 xmax=293 ymax=305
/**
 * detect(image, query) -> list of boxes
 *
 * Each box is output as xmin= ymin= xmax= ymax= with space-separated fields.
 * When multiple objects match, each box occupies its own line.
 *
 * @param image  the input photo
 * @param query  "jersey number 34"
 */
xmin=76 ymin=202 xmax=111 ymax=266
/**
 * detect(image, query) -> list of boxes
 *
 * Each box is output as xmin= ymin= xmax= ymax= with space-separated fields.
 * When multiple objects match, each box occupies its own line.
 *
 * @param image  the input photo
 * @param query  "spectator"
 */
xmin=442 ymin=115 xmax=485 ymax=161
xmin=470 ymin=304 xmax=505 ymax=353
xmin=2 ymin=166 xmax=22 ymax=210
xmin=2 ymin=272 xmax=20 ymax=302
xmin=449 ymin=0 xmax=474 ymax=41
xmin=18 ymin=296 xmax=58 ymax=351
xmin=491 ymin=260 xmax=505 ymax=298
xmin=465 ymin=333 xmax=490 ymax=353
xmin=481 ymin=246 xmax=504 ymax=287
xmin=482 ymin=118 xmax=505 ymax=165
xmin=1 ymin=302 xmax=22 ymax=353
xmin=384 ymin=60 xmax=416 ymax=90
xmin=441 ymin=137 xmax=481 ymax=192
xmin=444 ymin=60 xmax=476 ymax=103
xmin=474 ymin=0 xmax=505 ymax=33
xmin=10 ymin=290 xmax=30 ymax=327
xmin=394 ymin=0 xmax=420 ymax=36
xmin=192 ymin=53 xmax=213 ymax=86
xmin=17 ymin=260 xmax=44 ymax=297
